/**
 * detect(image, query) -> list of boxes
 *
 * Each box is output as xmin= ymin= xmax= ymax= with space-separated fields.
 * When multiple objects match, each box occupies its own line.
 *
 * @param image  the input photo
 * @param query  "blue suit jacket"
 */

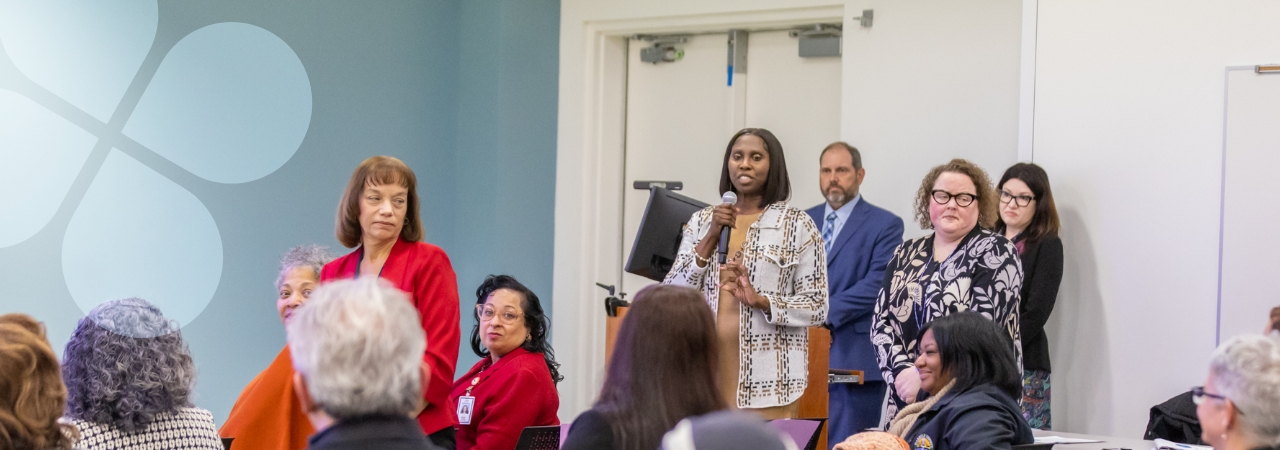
xmin=807 ymin=198 xmax=903 ymax=381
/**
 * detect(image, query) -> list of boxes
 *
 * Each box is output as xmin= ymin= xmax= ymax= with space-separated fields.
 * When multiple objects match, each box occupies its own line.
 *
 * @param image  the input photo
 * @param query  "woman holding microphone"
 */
xmin=664 ymin=128 xmax=828 ymax=418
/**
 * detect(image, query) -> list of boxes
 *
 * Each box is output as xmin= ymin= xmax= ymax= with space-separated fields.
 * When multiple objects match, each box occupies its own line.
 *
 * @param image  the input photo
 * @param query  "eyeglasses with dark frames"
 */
xmin=931 ymin=190 xmax=977 ymax=207
xmin=999 ymin=190 xmax=1036 ymax=207
xmin=1191 ymin=386 xmax=1243 ymax=415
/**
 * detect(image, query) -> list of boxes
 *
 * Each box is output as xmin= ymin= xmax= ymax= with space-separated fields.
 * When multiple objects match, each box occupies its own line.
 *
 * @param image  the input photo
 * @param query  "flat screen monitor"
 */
xmin=625 ymin=187 xmax=710 ymax=281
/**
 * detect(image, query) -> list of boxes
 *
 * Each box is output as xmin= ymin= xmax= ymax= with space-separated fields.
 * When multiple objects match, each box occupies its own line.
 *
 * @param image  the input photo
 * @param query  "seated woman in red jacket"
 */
xmin=450 ymin=275 xmax=561 ymax=450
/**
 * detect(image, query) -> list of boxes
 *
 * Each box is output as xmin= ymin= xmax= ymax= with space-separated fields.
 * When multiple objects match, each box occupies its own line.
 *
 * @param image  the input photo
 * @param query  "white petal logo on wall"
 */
xmin=62 ymin=151 xmax=224 ymax=328
xmin=0 ymin=90 xmax=97 ymax=248
xmin=0 ymin=0 xmax=158 ymax=122
xmin=0 ymin=2 xmax=312 ymax=328
xmin=125 ymin=23 xmax=313 ymax=184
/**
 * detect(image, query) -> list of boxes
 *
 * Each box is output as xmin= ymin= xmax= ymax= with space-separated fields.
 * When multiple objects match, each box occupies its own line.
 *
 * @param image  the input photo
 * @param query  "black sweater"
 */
xmin=1015 ymin=235 xmax=1064 ymax=372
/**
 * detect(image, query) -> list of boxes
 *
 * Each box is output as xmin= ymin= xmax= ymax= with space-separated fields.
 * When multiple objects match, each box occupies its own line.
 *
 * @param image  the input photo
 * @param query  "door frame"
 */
xmin=551 ymin=5 xmax=846 ymax=418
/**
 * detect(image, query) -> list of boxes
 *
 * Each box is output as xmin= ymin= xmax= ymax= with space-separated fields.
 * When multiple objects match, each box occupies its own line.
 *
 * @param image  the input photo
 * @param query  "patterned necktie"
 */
xmin=822 ymin=211 xmax=837 ymax=254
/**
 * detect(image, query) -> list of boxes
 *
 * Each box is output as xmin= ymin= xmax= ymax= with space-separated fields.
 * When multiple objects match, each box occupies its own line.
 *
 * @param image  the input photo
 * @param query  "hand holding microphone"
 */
xmin=694 ymin=192 xmax=738 ymax=267
xmin=715 ymin=191 xmax=737 ymax=264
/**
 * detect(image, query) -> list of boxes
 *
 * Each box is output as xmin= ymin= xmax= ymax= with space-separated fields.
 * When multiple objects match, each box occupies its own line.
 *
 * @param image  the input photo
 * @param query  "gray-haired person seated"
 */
xmin=287 ymin=277 xmax=444 ymax=450
xmin=61 ymin=298 xmax=223 ymax=449
xmin=1194 ymin=334 xmax=1280 ymax=450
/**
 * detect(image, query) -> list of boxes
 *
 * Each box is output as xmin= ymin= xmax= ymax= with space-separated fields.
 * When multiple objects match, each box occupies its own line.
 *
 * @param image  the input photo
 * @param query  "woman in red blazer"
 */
xmin=320 ymin=155 xmax=461 ymax=449
xmin=450 ymin=275 xmax=561 ymax=450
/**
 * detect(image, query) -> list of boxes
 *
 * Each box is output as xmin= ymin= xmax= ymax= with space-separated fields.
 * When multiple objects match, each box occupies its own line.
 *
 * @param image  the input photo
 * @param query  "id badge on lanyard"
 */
xmin=458 ymin=376 xmax=480 ymax=425
xmin=456 ymin=395 xmax=475 ymax=425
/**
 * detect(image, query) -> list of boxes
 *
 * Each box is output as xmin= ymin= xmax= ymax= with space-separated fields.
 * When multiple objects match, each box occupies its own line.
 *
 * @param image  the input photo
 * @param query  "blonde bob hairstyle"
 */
xmin=335 ymin=156 xmax=423 ymax=248
xmin=913 ymin=158 xmax=999 ymax=231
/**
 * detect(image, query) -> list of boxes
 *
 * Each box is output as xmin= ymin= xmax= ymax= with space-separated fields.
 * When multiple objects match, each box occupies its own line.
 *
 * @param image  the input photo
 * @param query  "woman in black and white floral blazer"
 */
xmin=871 ymin=158 xmax=1023 ymax=424
xmin=664 ymin=128 xmax=828 ymax=418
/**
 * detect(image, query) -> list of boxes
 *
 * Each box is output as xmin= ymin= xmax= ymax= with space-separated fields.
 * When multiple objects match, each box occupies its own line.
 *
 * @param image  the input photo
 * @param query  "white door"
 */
xmin=1219 ymin=68 xmax=1280 ymax=342
xmin=620 ymin=30 xmax=842 ymax=296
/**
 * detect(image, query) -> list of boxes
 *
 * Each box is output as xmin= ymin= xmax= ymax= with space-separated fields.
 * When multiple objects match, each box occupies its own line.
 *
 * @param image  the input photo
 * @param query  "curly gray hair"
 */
xmin=1208 ymin=334 xmax=1280 ymax=447
xmin=276 ymin=244 xmax=332 ymax=290
xmin=287 ymin=278 xmax=425 ymax=420
xmin=62 ymin=298 xmax=195 ymax=432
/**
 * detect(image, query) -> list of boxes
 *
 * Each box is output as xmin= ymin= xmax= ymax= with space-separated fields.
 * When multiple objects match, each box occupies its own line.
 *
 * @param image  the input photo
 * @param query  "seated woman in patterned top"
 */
xmin=871 ymin=158 xmax=1024 ymax=425
xmin=61 ymin=298 xmax=222 ymax=450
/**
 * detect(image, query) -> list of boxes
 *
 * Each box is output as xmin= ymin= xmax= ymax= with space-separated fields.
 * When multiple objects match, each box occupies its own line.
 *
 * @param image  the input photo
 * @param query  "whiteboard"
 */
xmin=1218 ymin=67 xmax=1280 ymax=343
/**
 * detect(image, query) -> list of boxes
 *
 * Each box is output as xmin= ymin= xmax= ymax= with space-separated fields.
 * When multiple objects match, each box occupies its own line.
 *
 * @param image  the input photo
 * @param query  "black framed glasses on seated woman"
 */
xmin=1191 ymin=386 xmax=1243 ymax=415
xmin=931 ymin=190 xmax=977 ymax=207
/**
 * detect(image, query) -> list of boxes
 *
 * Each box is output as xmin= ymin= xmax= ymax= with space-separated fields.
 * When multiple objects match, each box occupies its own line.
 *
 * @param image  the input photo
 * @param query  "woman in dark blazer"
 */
xmin=994 ymin=162 xmax=1063 ymax=430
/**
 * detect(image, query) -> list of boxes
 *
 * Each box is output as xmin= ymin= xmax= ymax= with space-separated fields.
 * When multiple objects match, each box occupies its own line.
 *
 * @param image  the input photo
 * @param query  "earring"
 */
xmin=525 ymin=334 xmax=532 ymax=342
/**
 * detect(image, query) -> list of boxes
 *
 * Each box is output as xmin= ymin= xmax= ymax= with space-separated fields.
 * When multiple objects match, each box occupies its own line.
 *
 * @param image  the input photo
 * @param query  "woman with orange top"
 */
xmin=220 ymin=245 xmax=332 ymax=450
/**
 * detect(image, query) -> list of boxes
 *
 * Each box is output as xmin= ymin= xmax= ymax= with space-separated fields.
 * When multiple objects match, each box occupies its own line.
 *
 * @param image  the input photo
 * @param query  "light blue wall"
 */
xmin=0 ymin=0 xmax=558 ymax=423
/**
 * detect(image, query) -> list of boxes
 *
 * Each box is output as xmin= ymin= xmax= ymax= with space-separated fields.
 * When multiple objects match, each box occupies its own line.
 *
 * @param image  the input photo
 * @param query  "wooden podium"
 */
xmin=604 ymin=307 xmax=838 ymax=449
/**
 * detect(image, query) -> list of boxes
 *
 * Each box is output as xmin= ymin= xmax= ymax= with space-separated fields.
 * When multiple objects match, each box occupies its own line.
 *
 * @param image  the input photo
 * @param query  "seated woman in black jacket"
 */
xmin=878 ymin=311 xmax=1033 ymax=450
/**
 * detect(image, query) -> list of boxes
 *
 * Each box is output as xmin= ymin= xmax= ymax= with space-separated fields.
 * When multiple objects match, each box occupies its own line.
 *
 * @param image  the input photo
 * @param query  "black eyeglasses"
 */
xmin=931 ymin=190 xmax=977 ymax=207
xmin=1191 ymin=386 xmax=1243 ymax=415
xmin=999 ymin=190 xmax=1036 ymax=207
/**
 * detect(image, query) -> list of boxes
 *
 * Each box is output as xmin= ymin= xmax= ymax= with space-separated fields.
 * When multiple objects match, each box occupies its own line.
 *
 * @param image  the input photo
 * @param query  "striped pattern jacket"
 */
xmin=664 ymin=202 xmax=829 ymax=408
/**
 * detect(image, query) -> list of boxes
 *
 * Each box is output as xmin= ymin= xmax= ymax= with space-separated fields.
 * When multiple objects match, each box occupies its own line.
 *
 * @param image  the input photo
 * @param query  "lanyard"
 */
xmin=465 ymin=359 xmax=494 ymax=396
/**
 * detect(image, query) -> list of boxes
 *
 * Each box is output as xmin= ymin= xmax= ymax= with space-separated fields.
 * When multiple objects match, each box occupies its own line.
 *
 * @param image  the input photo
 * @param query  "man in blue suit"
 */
xmin=806 ymin=142 xmax=904 ymax=446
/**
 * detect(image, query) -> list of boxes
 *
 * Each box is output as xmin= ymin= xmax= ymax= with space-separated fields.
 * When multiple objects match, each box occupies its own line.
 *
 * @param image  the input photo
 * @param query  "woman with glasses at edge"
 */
xmin=449 ymin=275 xmax=562 ymax=450
xmin=993 ymin=163 xmax=1063 ymax=430
xmin=871 ymin=159 xmax=1024 ymax=426
xmin=1193 ymin=334 xmax=1280 ymax=450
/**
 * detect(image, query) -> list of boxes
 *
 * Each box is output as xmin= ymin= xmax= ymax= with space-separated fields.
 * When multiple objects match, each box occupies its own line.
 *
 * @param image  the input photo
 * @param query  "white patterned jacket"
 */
xmin=664 ymin=202 xmax=829 ymax=408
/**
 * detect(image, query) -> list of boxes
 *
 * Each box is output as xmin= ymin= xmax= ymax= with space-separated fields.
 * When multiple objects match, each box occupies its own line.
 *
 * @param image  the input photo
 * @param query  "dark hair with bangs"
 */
xmin=470 ymin=275 xmax=563 ymax=384
xmin=594 ymin=284 xmax=725 ymax=450
xmin=994 ymin=162 xmax=1061 ymax=246
xmin=719 ymin=128 xmax=792 ymax=208
xmin=335 ymin=156 xmax=423 ymax=248
xmin=919 ymin=311 xmax=1022 ymax=400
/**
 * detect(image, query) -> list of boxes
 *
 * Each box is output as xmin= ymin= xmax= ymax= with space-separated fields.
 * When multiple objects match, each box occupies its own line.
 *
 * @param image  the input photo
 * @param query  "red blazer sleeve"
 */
xmin=415 ymin=248 xmax=461 ymax=430
xmin=474 ymin=362 xmax=559 ymax=450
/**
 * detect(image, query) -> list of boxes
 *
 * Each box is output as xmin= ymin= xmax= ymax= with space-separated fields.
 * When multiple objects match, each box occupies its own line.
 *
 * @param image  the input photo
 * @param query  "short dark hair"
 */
xmin=719 ymin=128 xmax=791 ymax=208
xmin=595 ymin=284 xmax=726 ymax=450
xmin=335 ymin=156 xmax=423 ymax=248
xmin=919 ymin=311 xmax=1022 ymax=400
xmin=820 ymin=141 xmax=862 ymax=170
xmin=470 ymin=275 xmax=562 ymax=384
xmin=995 ymin=162 xmax=1061 ymax=246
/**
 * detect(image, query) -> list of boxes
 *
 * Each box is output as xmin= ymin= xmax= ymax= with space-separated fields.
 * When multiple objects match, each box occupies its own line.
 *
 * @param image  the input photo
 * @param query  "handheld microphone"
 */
xmin=718 ymin=191 xmax=737 ymax=264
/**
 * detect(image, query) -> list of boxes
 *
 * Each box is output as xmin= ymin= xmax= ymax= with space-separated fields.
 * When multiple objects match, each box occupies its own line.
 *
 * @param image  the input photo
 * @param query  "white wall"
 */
xmin=1033 ymin=0 xmax=1280 ymax=437
xmin=555 ymin=0 xmax=1025 ymax=420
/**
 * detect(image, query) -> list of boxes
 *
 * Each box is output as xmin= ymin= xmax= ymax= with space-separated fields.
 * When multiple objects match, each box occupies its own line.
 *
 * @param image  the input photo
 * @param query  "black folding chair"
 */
xmin=514 ymin=425 xmax=562 ymax=450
